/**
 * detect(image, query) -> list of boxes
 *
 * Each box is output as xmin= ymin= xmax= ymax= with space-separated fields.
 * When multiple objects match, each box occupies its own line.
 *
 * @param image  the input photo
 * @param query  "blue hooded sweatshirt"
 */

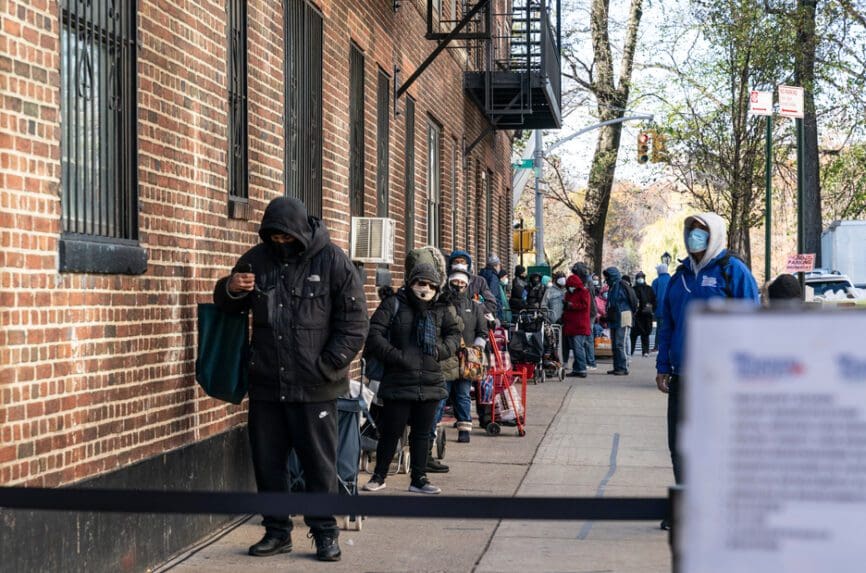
xmin=651 ymin=264 xmax=671 ymax=319
xmin=603 ymin=266 xmax=635 ymax=329
xmin=656 ymin=213 xmax=760 ymax=375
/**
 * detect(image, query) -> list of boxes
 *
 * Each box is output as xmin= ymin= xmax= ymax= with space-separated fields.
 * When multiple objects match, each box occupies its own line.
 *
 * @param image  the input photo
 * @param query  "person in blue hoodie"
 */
xmin=655 ymin=212 xmax=759 ymax=505
xmin=602 ymin=266 xmax=636 ymax=375
xmin=651 ymin=263 xmax=671 ymax=351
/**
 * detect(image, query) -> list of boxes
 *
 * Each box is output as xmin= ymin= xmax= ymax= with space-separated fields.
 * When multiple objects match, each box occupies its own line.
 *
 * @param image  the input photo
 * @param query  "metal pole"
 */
xmin=764 ymin=114 xmax=773 ymax=283
xmin=534 ymin=130 xmax=546 ymax=265
xmin=796 ymin=117 xmax=805 ymax=295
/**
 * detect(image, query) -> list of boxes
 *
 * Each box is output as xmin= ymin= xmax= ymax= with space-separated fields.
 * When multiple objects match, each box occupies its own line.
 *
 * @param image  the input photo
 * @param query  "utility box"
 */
xmin=821 ymin=220 xmax=866 ymax=285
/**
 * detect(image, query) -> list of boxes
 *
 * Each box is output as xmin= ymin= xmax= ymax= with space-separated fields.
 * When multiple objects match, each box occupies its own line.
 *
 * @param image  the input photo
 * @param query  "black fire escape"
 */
xmin=396 ymin=1 xmax=562 ymax=155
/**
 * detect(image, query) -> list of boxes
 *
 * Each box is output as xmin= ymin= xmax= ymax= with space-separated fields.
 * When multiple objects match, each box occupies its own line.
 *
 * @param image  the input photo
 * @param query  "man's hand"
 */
xmin=228 ymin=272 xmax=255 ymax=294
xmin=656 ymin=373 xmax=671 ymax=394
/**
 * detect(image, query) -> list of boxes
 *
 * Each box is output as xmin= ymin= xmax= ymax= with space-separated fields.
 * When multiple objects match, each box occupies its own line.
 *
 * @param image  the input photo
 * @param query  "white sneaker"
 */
xmin=363 ymin=475 xmax=386 ymax=492
xmin=408 ymin=479 xmax=441 ymax=494
xmin=587 ymin=365 xmax=598 ymax=371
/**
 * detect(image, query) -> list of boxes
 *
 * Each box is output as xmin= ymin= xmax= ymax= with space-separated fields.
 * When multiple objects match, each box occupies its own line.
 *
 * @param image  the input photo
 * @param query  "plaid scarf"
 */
xmin=416 ymin=310 xmax=438 ymax=357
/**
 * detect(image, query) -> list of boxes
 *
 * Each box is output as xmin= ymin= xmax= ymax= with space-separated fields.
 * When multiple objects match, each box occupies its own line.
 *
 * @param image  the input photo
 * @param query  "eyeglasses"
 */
xmin=414 ymin=281 xmax=437 ymax=289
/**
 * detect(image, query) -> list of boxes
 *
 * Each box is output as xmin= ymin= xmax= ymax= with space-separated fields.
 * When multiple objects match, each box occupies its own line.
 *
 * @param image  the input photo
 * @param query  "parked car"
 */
xmin=804 ymin=270 xmax=862 ymax=300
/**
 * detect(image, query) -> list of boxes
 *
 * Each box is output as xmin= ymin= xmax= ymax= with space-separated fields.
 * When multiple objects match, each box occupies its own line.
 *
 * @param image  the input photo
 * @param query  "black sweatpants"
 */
xmin=248 ymin=399 xmax=338 ymax=537
xmin=630 ymin=314 xmax=653 ymax=355
xmin=667 ymin=375 xmax=683 ymax=485
xmin=373 ymin=398 xmax=439 ymax=483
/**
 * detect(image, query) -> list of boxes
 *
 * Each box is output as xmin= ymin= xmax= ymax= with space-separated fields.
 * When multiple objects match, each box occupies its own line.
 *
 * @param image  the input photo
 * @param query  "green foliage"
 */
xmin=822 ymin=143 xmax=866 ymax=220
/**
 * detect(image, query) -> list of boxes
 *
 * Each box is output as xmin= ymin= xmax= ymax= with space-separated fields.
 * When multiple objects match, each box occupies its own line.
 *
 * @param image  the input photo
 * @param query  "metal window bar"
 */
xmin=404 ymin=97 xmax=415 ymax=249
xmin=228 ymin=0 xmax=248 ymax=200
xmin=60 ymin=0 xmax=136 ymax=240
xmin=284 ymin=0 xmax=323 ymax=217
xmin=349 ymin=43 xmax=365 ymax=217
xmin=376 ymin=68 xmax=390 ymax=217
xmin=485 ymin=170 xmax=492 ymax=256
xmin=427 ymin=121 xmax=440 ymax=247
xmin=450 ymin=138 xmax=458 ymax=248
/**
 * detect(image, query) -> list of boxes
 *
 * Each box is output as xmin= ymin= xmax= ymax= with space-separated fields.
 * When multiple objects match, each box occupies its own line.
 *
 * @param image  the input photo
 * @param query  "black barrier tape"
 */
xmin=0 ymin=488 xmax=668 ymax=521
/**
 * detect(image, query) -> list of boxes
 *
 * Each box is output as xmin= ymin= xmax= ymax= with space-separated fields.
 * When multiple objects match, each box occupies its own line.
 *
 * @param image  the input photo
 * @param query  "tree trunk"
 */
xmin=796 ymin=0 xmax=822 ymax=257
xmin=583 ymin=121 xmax=624 ymax=274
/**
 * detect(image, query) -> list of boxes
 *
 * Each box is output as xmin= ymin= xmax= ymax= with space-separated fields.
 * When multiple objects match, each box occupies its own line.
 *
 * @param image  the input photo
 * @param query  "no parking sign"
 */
xmin=680 ymin=306 xmax=866 ymax=573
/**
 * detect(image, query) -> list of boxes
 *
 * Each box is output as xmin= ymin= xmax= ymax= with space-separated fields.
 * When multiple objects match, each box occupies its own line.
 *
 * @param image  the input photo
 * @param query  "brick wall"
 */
xmin=0 ymin=0 xmax=513 ymax=487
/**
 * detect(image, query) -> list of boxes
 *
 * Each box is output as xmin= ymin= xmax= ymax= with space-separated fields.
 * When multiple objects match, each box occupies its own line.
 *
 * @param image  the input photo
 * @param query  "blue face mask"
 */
xmin=687 ymin=228 xmax=710 ymax=253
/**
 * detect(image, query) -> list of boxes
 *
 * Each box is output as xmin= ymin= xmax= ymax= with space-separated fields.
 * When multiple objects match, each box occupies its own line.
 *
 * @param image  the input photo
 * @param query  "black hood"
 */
xmin=258 ymin=197 xmax=329 ymax=259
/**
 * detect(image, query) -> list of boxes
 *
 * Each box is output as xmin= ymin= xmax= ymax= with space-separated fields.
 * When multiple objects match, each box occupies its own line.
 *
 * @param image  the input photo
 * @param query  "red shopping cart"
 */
xmin=476 ymin=328 xmax=527 ymax=437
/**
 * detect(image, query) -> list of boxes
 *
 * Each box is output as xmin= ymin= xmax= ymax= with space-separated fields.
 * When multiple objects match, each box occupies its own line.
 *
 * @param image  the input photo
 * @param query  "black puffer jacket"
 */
xmin=366 ymin=288 xmax=462 ymax=402
xmin=213 ymin=197 xmax=369 ymax=402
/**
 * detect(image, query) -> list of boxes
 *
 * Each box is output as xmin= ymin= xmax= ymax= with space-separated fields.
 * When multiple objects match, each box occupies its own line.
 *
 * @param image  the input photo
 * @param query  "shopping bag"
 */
xmin=458 ymin=344 xmax=487 ymax=382
xmin=495 ymin=383 xmax=524 ymax=422
xmin=195 ymin=303 xmax=249 ymax=404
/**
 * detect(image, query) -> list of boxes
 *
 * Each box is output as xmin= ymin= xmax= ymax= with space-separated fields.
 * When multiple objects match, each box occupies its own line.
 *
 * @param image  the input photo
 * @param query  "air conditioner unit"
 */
xmin=350 ymin=217 xmax=396 ymax=264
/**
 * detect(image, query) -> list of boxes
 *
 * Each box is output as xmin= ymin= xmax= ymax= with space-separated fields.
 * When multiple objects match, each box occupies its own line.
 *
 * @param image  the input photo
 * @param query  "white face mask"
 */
xmin=452 ymin=263 xmax=469 ymax=273
xmin=411 ymin=284 xmax=436 ymax=301
xmin=501 ymin=278 xmax=509 ymax=286
xmin=556 ymin=278 xmax=566 ymax=287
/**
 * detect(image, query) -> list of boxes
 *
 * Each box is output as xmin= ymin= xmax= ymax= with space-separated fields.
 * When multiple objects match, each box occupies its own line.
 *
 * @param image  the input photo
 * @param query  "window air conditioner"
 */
xmin=350 ymin=217 xmax=396 ymax=264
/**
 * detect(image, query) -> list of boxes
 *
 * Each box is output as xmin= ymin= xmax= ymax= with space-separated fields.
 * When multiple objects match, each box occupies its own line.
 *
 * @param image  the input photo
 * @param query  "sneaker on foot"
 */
xmin=308 ymin=531 xmax=341 ymax=562
xmin=248 ymin=533 xmax=292 ymax=556
xmin=408 ymin=478 xmax=441 ymax=494
xmin=426 ymin=456 xmax=450 ymax=473
xmin=457 ymin=430 xmax=470 ymax=443
xmin=587 ymin=365 xmax=598 ymax=370
xmin=363 ymin=474 xmax=386 ymax=492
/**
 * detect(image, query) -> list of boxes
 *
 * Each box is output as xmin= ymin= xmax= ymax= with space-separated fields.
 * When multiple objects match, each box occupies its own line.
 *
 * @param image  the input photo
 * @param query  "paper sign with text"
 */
xmin=778 ymin=85 xmax=804 ymax=118
xmin=682 ymin=309 xmax=866 ymax=573
xmin=786 ymin=253 xmax=816 ymax=272
xmin=749 ymin=90 xmax=773 ymax=116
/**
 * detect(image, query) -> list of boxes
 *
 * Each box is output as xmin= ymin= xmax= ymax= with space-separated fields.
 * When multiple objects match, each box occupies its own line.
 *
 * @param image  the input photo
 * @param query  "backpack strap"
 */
xmin=716 ymin=251 xmax=734 ymax=298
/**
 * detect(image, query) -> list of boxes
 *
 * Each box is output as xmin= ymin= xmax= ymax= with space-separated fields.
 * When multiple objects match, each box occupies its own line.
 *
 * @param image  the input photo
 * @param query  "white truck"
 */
xmin=821 ymin=220 xmax=866 ymax=287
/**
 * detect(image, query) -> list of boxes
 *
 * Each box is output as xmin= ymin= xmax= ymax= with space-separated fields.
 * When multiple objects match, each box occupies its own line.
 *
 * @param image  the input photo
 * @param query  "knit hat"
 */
xmin=497 ymin=269 xmax=509 ymax=279
xmin=487 ymin=254 xmax=501 ymax=266
xmin=448 ymin=271 xmax=470 ymax=286
xmin=635 ymin=271 xmax=646 ymax=280
xmin=515 ymin=265 xmax=526 ymax=276
xmin=767 ymin=274 xmax=801 ymax=301
xmin=408 ymin=263 xmax=441 ymax=287
xmin=541 ymin=275 xmax=552 ymax=286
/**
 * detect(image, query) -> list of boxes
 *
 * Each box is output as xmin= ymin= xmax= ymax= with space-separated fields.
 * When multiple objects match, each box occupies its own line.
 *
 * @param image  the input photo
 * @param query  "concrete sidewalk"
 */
xmin=155 ymin=354 xmax=672 ymax=573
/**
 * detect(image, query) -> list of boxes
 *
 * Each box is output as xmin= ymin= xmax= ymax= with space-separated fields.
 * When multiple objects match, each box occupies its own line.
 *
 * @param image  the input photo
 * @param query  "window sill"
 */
xmin=59 ymin=234 xmax=148 ymax=275
xmin=229 ymin=197 xmax=251 ymax=220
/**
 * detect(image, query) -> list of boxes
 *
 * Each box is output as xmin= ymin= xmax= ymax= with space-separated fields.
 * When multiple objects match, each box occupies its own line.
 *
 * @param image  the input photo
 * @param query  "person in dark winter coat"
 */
xmin=630 ymin=271 xmax=657 ymax=356
xmin=562 ymin=274 xmax=591 ymax=377
xmin=431 ymin=270 xmax=488 ymax=447
xmin=510 ymin=265 xmax=528 ymax=311
xmin=363 ymin=263 xmax=462 ymax=495
xmin=525 ymin=273 xmax=545 ymax=309
xmin=478 ymin=254 xmax=503 ymax=316
xmin=448 ymin=250 xmax=498 ymax=316
xmin=603 ymin=266 xmax=636 ymax=375
xmin=213 ymin=197 xmax=368 ymax=562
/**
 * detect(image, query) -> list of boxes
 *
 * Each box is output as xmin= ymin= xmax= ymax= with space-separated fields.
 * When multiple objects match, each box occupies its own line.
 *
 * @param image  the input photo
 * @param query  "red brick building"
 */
xmin=0 ymin=0 xmax=560 ymax=569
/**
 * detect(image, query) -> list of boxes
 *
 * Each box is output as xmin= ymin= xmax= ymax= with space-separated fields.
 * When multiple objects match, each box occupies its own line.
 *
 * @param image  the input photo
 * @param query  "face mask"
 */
xmin=452 ymin=263 xmax=469 ymax=273
xmin=636 ymin=278 xmax=645 ymax=285
xmin=556 ymin=278 xmax=566 ymax=287
xmin=602 ymin=292 xmax=609 ymax=300
xmin=271 ymin=241 xmax=302 ymax=261
xmin=687 ymin=228 xmax=710 ymax=253
xmin=412 ymin=284 xmax=436 ymax=301
xmin=567 ymin=287 xmax=576 ymax=293
xmin=501 ymin=279 xmax=509 ymax=286
xmin=592 ymin=280 xmax=600 ymax=287
xmin=450 ymin=282 xmax=467 ymax=294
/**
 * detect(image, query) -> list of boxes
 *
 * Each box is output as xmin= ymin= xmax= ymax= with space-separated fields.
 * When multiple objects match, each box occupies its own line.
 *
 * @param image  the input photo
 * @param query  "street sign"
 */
xmin=778 ymin=85 xmax=804 ymax=118
xmin=748 ymin=90 xmax=773 ymax=116
xmin=512 ymin=159 xmax=534 ymax=169
xmin=786 ymin=253 xmax=816 ymax=272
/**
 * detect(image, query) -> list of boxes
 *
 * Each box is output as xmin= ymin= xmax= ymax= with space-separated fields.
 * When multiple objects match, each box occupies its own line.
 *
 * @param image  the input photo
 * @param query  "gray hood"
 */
xmin=684 ymin=212 xmax=726 ymax=273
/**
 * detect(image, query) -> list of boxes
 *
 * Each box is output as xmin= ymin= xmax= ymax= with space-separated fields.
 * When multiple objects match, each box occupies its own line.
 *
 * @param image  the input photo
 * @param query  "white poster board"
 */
xmin=778 ymin=85 xmax=805 ymax=118
xmin=749 ymin=90 xmax=773 ymax=116
xmin=681 ymin=308 xmax=866 ymax=573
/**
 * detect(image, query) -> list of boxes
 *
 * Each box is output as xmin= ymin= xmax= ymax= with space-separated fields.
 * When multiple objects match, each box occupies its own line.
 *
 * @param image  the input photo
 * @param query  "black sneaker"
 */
xmin=248 ymin=533 xmax=292 ymax=556
xmin=457 ymin=430 xmax=470 ymax=443
xmin=426 ymin=456 xmax=450 ymax=473
xmin=309 ymin=531 xmax=341 ymax=562
xmin=660 ymin=518 xmax=671 ymax=531
xmin=363 ymin=474 xmax=386 ymax=491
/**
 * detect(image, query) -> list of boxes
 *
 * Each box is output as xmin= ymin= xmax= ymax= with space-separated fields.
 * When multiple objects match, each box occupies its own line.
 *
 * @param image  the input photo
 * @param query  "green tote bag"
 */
xmin=195 ymin=303 xmax=249 ymax=404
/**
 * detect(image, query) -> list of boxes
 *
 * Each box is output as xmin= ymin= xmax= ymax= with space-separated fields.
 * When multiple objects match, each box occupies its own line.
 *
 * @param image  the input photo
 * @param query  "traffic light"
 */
xmin=651 ymin=131 xmax=668 ymax=163
xmin=637 ymin=131 xmax=650 ymax=164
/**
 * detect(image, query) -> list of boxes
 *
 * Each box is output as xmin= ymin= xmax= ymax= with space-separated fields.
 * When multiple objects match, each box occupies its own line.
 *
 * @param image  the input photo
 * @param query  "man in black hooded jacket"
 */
xmin=214 ymin=197 xmax=369 ymax=562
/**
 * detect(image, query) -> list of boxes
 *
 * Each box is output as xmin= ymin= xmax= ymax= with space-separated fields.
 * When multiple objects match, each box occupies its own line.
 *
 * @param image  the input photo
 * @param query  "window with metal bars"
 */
xmin=404 ymin=97 xmax=416 ymax=249
xmin=450 ymin=138 xmax=458 ymax=249
xmin=284 ymin=0 xmax=323 ymax=217
xmin=376 ymin=68 xmax=390 ymax=217
xmin=60 ymin=0 xmax=143 ymax=274
xmin=228 ymin=0 xmax=248 ymax=216
xmin=349 ymin=43 xmax=365 ymax=217
xmin=427 ymin=120 xmax=441 ymax=247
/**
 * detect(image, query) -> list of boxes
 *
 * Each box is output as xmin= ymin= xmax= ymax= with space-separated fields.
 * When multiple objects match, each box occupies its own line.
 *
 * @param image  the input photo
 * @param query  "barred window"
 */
xmin=450 ymin=138 xmax=458 ymax=248
xmin=376 ymin=68 xmax=390 ymax=217
xmin=349 ymin=43 xmax=365 ymax=217
xmin=404 ymin=97 xmax=416 ymax=249
xmin=228 ymin=0 xmax=248 ymax=215
xmin=427 ymin=120 xmax=441 ymax=247
xmin=60 ymin=0 xmax=143 ymax=274
xmin=285 ymin=0 xmax=323 ymax=217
